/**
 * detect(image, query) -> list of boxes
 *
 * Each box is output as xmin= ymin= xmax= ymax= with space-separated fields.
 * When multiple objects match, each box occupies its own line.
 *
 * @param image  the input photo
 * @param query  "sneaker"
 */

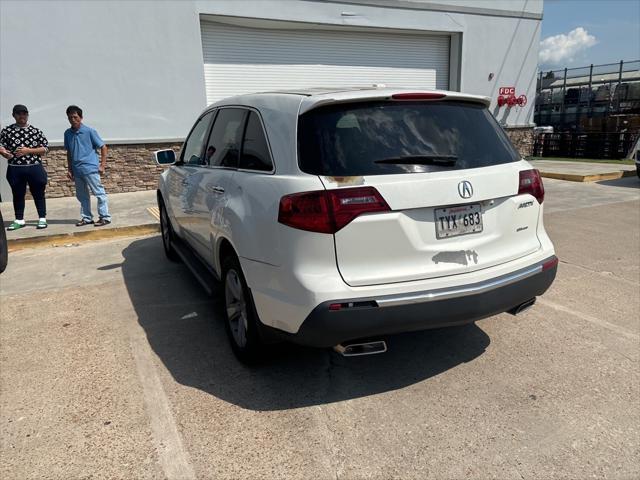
xmin=94 ymin=218 xmax=112 ymax=227
xmin=37 ymin=219 xmax=48 ymax=229
xmin=7 ymin=221 xmax=25 ymax=231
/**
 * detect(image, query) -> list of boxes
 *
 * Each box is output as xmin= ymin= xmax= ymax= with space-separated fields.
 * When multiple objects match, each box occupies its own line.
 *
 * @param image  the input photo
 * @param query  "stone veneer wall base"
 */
xmin=41 ymin=143 xmax=180 ymax=198
xmin=504 ymin=126 xmax=534 ymax=159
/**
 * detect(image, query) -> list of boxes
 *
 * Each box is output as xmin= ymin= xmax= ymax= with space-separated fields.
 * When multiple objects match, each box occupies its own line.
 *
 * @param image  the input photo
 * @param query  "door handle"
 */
xmin=209 ymin=186 xmax=225 ymax=194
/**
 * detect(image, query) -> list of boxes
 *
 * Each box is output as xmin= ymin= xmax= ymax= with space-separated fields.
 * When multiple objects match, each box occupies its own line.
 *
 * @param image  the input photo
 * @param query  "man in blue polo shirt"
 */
xmin=64 ymin=105 xmax=111 ymax=226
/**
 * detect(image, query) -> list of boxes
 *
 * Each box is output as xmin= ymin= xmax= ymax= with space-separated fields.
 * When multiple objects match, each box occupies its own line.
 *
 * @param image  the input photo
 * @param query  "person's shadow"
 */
xmin=119 ymin=236 xmax=490 ymax=411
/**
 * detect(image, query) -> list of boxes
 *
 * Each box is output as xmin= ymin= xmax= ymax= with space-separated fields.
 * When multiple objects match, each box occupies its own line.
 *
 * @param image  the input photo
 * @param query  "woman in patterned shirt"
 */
xmin=0 ymin=104 xmax=49 ymax=230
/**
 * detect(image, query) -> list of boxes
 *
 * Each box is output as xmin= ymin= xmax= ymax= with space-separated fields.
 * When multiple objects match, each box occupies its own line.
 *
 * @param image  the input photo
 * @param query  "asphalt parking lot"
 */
xmin=1 ymin=177 xmax=638 ymax=479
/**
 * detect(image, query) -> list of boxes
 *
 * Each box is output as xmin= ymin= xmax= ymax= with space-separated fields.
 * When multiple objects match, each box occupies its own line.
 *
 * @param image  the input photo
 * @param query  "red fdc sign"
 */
xmin=499 ymin=87 xmax=515 ymax=95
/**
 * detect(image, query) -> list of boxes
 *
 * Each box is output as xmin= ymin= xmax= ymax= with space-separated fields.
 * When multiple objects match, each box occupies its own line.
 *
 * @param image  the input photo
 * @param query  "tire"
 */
xmin=159 ymin=198 xmax=180 ymax=262
xmin=222 ymin=254 xmax=264 ymax=364
xmin=636 ymin=164 xmax=639 ymax=179
xmin=0 ymin=209 xmax=7 ymax=274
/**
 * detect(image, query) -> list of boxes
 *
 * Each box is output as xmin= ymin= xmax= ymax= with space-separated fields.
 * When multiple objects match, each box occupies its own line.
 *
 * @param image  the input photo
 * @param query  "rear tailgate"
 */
xmin=321 ymin=161 xmax=541 ymax=286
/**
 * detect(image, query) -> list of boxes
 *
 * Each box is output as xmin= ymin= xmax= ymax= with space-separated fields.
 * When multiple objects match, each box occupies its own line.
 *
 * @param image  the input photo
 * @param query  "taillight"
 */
xmin=278 ymin=187 xmax=390 ymax=234
xmin=391 ymin=93 xmax=446 ymax=100
xmin=518 ymin=169 xmax=545 ymax=204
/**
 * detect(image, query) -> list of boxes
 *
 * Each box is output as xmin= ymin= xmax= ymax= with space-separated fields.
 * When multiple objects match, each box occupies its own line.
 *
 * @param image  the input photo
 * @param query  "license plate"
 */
xmin=435 ymin=204 xmax=483 ymax=239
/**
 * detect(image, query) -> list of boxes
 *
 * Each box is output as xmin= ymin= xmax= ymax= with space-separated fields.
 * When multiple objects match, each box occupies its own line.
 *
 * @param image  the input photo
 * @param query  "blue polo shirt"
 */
xmin=64 ymin=124 xmax=105 ymax=176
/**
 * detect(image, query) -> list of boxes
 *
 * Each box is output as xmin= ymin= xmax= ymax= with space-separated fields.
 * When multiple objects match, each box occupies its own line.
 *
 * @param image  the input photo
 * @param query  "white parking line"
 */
xmin=127 ymin=324 xmax=197 ymax=480
xmin=537 ymin=298 xmax=639 ymax=341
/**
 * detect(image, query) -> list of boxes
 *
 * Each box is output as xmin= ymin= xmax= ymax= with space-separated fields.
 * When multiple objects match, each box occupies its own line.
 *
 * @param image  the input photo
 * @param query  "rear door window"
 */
xmin=205 ymin=108 xmax=247 ymax=168
xmin=240 ymin=111 xmax=273 ymax=172
xmin=298 ymin=101 xmax=520 ymax=176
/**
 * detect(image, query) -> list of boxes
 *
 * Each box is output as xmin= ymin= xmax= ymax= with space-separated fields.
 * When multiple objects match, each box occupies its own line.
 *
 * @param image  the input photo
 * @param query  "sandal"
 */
xmin=76 ymin=219 xmax=94 ymax=227
xmin=7 ymin=221 xmax=25 ymax=231
xmin=94 ymin=218 xmax=112 ymax=227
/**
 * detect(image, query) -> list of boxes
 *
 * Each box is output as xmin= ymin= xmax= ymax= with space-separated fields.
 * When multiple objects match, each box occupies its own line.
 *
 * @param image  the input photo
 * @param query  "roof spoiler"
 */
xmin=298 ymin=90 xmax=491 ymax=115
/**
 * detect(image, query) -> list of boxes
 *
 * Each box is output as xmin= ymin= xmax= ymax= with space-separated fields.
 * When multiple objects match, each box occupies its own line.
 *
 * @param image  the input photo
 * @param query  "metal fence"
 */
xmin=531 ymin=132 xmax=638 ymax=159
xmin=534 ymin=60 xmax=640 ymax=133
xmin=539 ymin=60 xmax=640 ymax=83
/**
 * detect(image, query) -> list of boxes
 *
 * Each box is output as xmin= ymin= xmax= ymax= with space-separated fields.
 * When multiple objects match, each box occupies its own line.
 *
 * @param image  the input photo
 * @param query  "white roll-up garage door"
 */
xmin=200 ymin=21 xmax=450 ymax=105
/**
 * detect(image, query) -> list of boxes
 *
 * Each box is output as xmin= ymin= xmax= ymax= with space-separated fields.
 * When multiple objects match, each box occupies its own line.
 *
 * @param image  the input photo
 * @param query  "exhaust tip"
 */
xmin=333 ymin=340 xmax=387 ymax=357
xmin=509 ymin=298 xmax=536 ymax=315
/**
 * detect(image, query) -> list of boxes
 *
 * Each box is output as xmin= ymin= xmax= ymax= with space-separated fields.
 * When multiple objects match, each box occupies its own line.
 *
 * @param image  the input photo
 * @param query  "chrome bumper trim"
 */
xmin=376 ymin=261 xmax=547 ymax=308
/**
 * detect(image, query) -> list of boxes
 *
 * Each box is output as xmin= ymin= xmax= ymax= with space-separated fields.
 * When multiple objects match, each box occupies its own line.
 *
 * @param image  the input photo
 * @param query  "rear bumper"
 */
xmin=264 ymin=257 xmax=557 ymax=348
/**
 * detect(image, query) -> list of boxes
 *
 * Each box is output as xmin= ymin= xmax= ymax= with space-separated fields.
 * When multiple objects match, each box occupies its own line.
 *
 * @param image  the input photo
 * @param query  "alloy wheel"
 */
xmin=160 ymin=206 xmax=171 ymax=250
xmin=225 ymin=269 xmax=248 ymax=348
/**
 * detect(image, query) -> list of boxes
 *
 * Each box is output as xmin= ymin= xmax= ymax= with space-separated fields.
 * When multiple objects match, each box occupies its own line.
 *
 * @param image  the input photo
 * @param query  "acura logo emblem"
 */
xmin=458 ymin=181 xmax=473 ymax=199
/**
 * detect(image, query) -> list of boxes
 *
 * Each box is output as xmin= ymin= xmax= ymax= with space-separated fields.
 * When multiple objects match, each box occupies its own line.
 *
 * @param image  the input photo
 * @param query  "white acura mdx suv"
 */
xmin=155 ymin=87 xmax=557 ymax=362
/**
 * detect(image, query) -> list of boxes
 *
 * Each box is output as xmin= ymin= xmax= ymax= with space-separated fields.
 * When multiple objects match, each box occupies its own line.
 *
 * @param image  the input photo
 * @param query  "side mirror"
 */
xmin=154 ymin=149 xmax=176 ymax=165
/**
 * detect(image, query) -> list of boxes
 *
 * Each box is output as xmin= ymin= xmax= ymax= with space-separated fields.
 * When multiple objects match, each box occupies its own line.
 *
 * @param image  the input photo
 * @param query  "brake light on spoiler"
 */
xmin=278 ymin=187 xmax=390 ymax=234
xmin=391 ymin=93 xmax=447 ymax=100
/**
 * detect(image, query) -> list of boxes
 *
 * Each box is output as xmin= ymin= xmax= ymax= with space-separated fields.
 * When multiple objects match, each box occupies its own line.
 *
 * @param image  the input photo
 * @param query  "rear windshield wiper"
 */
xmin=374 ymin=155 xmax=458 ymax=165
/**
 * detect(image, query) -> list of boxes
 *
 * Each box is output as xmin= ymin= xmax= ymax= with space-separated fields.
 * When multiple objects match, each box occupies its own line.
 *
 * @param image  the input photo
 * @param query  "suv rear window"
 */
xmin=298 ymin=101 xmax=520 ymax=176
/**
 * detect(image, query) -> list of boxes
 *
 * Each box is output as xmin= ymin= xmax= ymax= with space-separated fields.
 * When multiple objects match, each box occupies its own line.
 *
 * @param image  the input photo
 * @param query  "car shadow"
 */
xmin=120 ymin=236 xmax=491 ymax=411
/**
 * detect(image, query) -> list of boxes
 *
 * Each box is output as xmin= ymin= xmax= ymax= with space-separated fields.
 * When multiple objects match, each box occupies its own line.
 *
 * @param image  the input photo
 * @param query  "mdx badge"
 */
xmin=458 ymin=180 xmax=473 ymax=199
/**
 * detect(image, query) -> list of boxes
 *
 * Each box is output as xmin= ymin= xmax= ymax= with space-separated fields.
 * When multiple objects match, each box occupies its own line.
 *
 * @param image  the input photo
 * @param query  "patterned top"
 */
xmin=0 ymin=123 xmax=49 ymax=166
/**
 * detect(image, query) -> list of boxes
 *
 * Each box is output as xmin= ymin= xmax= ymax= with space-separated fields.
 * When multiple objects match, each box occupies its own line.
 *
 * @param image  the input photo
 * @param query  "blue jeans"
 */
xmin=74 ymin=173 xmax=110 ymax=222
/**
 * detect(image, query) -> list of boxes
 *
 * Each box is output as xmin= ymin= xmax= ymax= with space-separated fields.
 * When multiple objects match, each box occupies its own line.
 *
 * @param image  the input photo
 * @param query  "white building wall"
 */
xmin=0 ymin=0 xmax=542 ymax=144
xmin=0 ymin=0 xmax=207 ymax=144
xmin=338 ymin=0 xmax=543 ymax=16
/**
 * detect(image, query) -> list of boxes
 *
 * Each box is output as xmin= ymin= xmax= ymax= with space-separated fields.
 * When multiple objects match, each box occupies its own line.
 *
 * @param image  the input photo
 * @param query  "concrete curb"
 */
xmin=539 ymin=169 xmax=636 ymax=183
xmin=7 ymin=224 xmax=160 ymax=252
